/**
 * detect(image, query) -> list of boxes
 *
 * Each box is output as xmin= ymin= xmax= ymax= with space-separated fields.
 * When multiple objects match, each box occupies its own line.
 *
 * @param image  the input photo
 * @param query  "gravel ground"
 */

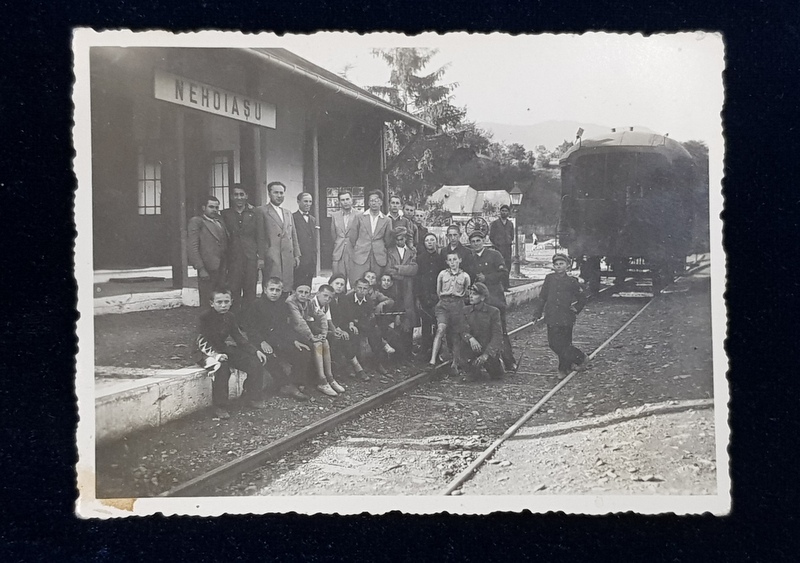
xmin=222 ymin=280 xmax=664 ymax=496
xmin=95 ymin=291 xmax=545 ymax=498
xmin=461 ymin=402 xmax=716 ymax=495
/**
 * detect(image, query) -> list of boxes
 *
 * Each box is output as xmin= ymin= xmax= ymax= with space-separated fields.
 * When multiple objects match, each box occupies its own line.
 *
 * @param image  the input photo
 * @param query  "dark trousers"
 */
xmin=499 ymin=308 xmax=516 ymax=368
xmin=547 ymin=324 xmax=585 ymax=372
xmin=212 ymin=346 xmax=270 ymax=407
xmin=198 ymin=269 xmax=224 ymax=311
xmin=499 ymin=245 xmax=512 ymax=289
xmin=293 ymin=263 xmax=315 ymax=289
xmin=226 ymin=256 xmax=258 ymax=312
xmin=417 ymin=302 xmax=436 ymax=354
xmin=268 ymin=342 xmax=312 ymax=387
xmin=459 ymin=342 xmax=505 ymax=380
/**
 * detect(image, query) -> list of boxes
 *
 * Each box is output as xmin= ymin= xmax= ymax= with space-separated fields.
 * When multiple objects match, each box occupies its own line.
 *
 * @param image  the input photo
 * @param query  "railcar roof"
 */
xmin=560 ymin=129 xmax=691 ymax=164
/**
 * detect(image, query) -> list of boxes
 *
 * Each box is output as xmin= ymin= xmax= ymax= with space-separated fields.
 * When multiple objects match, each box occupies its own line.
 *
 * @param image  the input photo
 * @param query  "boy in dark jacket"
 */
xmin=196 ymin=288 xmax=271 ymax=419
xmin=533 ymin=254 xmax=589 ymax=378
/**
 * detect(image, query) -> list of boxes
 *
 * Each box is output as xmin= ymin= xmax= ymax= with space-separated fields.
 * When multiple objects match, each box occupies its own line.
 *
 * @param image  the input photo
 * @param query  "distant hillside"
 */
xmin=476 ymin=120 xmax=612 ymax=151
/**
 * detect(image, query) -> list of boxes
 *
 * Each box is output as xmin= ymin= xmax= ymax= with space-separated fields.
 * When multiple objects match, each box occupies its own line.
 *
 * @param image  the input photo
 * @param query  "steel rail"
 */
xmin=160 ymin=282 xmax=555 ymax=497
xmin=161 ymin=264 xmax=706 ymax=497
xmin=440 ymin=263 xmax=708 ymax=495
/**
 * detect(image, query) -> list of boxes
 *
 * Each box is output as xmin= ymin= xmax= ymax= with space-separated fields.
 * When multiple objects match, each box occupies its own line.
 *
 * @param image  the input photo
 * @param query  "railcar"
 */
xmin=557 ymin=127 xmax=701 ymax=291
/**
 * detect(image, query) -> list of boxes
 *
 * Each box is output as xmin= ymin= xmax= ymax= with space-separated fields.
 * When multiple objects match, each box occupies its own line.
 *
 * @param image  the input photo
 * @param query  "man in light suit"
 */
xmin=330 ymin=190 xmax=358 ymax=284
xmin=349 ymin=189 xmax=393 ymax=286
xmin=187 ymin=195 xmax=228 ymax=310
xmin=293 ymin=192 xmax=318 ymax=289
xmin=258 ymin=181 xmax=301 ymax=293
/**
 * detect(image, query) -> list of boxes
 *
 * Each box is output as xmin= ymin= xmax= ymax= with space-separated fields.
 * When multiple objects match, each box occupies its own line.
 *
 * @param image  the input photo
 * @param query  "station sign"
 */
xmin=154 ymin=69 xmax=276 ymax=128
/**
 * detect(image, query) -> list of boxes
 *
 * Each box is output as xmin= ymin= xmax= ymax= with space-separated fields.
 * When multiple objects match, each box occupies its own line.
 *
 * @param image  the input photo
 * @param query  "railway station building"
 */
xmin=90 ymin=47 xmax=434 ymax=286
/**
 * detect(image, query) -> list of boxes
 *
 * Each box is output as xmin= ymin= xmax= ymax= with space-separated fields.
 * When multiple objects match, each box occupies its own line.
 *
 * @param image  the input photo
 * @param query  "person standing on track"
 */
xmin=415 ymin=232 xmax=446 ymax=359
xmin=489 ymin=204 xmax=514 ymax=290
xmin=430 ymin=250 xmax=471 ymax=369
xmin=384 ymin=226 xmax=418 ymax=358
xmin=469 ymin=230 xmax=517 ymax=371
xmin=533 ymin=253 xmax=589 ymax=378
xmin=457 ymin=282 xmax=505 ymax=381
xmin=292 ymin=192 xmax=318 ymax=289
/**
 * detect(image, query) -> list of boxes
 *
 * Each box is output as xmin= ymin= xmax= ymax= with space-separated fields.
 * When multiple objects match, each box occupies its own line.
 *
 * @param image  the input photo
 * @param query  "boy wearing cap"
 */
xmin=533 ymin=254 xmax=589 ymax=378
xmin=384 ymin=226 xmax=418 ymax=357
xmin=469 ymin=230 xmax=517 ymax=371
xmin=458 ymin=282 xmax=505 ymax=381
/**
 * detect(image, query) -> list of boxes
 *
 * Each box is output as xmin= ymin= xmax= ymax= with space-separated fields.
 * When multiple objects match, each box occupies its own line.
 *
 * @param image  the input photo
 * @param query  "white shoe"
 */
xmin=330 ymin=380 xmax=345 ymax=393
xmin=383 ymin=342 xmax=396 ymax=355
xmin=316 ymin=383 xmax=338 ymax=396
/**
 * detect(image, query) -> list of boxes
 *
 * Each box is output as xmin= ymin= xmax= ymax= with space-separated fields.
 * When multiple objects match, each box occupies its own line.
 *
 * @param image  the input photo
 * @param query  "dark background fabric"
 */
xmin=1 ymin=1 xmax=796 ymax=561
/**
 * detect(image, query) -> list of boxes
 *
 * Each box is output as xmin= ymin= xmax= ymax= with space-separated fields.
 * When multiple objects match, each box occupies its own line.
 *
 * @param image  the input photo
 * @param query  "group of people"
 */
xmin=190 ymin=182 xmax=587 ymax=419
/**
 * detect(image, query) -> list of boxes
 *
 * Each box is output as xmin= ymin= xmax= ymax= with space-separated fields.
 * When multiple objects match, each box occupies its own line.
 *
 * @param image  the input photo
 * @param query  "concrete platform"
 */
xmin=95 ymin=366 xmax=246 ymax=445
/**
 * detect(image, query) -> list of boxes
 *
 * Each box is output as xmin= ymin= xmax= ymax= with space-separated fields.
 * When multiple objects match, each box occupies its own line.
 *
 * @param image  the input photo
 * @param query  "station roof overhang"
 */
xmin=245 ymin=48 xmax=437 ymax=133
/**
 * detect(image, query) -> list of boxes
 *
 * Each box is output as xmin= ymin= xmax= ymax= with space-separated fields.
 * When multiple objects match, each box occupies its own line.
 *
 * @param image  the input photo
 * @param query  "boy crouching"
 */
xmin=196 ymin=288 xmax=272 ymax=419
xmin=457 ymin=282 xmax=505 ymax=381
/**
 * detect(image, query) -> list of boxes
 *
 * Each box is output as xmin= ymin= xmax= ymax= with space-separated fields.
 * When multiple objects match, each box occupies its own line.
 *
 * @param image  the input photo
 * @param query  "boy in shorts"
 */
xmin=430 ymin=251 xmax=471 ymax=368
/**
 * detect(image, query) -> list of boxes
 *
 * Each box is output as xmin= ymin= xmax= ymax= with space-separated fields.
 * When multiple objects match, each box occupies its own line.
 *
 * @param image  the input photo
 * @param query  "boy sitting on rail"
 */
xmin=533 ymin=253 xmax=589 ymax=378
xmin=196 ymin=288 xmax=271 ymax=420
xmin=343 ymin=277 xmax=393 ymax=376
xmin=286 ymin=284 xmax=345 ymax=397
xmin=363 ymin=270 xmax=398 ymax=359
xmin=457 ymin=282 xmax=505 ymax=381
xmin=243 ymin=277 xmax=311 ymax=402
xmin=327 ymin=273 xmax=370 ymax=381
xmin=430 ymin=250 xmax=471 ymax=369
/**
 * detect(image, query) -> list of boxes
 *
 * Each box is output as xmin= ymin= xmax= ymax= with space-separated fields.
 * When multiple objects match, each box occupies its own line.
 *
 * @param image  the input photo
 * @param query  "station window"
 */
xmin=209 ymin=152 xmax=233 ymax=209
xmin=137 ymin=150 xmax=162 ymax=215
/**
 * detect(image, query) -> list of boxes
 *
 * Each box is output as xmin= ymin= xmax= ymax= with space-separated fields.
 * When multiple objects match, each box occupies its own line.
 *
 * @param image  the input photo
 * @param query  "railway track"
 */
xmin=162 ymin=264 xmax=705 ymax=497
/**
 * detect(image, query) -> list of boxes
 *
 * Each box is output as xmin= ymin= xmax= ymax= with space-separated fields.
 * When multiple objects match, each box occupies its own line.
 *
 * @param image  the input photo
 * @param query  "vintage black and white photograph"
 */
xmin=73 ymin=30 xmax=727 ymax=517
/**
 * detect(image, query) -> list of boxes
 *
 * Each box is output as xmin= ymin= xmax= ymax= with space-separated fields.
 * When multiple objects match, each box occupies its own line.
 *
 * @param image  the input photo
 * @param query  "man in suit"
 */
xmin=221 ymin=185 xmax=262 ymax=312
xmin=349 ymin=189 xmax=393 ymax=286
xmin=489 ymin=204 xmax=515 ymax=290
xmin=258 ymin=181 xmax=301 ymax=293
xmin=293 ymin=192 xmax=318 ymax=289
xmin=330 ymin=190 xmax=358 ymax=284
xmin=188 ymin=195 xmax=228 ymax=311
xmin=404 ymin=201 xmax=429 ymax=250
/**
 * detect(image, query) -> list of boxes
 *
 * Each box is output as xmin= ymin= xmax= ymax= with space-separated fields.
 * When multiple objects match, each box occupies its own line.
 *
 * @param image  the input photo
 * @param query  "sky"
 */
xmin=281 ymin=33 xmax=724 ymax=145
